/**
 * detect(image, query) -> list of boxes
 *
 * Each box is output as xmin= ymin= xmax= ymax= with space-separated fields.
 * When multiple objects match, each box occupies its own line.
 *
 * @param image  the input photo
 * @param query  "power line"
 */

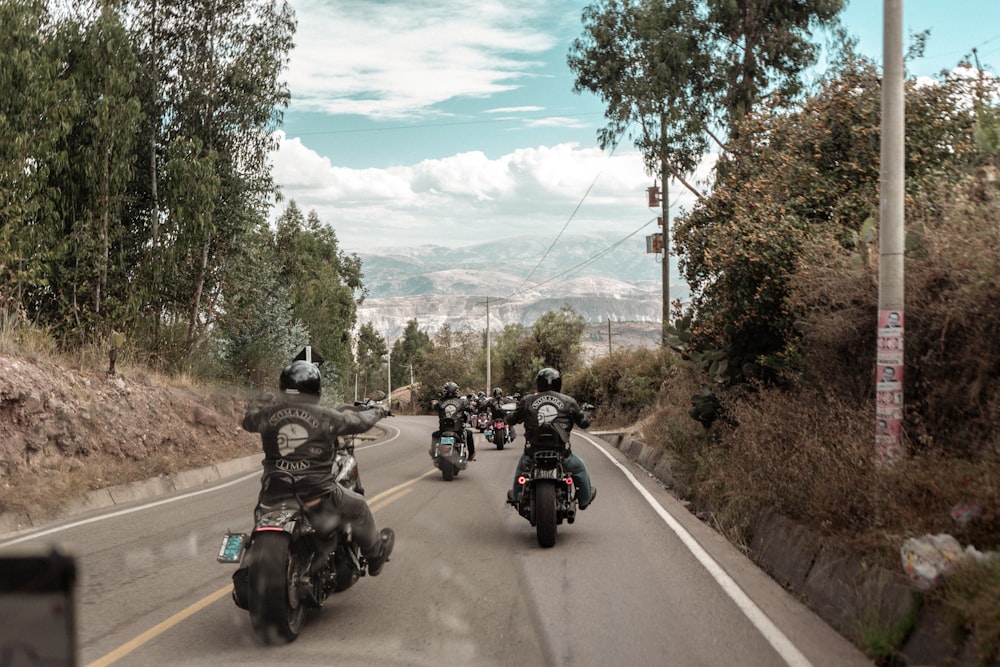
xmin=513 ymin=216 xmax=658 ymax=297
xmin=511 ymin=140 xmax=622 ymax=297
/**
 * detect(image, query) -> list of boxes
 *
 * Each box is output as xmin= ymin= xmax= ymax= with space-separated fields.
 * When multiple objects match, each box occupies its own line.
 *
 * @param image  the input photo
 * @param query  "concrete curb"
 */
xmin=0 ymin=454 xmax=262 ymax=539
xmin=0 ymin=429 xmax=387 ymax=538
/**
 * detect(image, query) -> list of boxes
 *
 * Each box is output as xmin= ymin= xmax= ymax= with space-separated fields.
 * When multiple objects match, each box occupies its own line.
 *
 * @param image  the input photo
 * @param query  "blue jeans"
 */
xmin=510 ymin=452 xmax=593 ymax=505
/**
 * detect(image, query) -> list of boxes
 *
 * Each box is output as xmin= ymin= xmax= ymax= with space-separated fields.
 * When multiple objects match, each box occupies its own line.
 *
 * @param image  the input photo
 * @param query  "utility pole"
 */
xmin=876 ymin=0 xmax=905 ymax=465
xmin=660 ymin=119 xmax=670 ymax=345
xmin=605 ymin=317 xmax=620 ymax=356
xmin=478 ymin=297 xmax=492 ymax=393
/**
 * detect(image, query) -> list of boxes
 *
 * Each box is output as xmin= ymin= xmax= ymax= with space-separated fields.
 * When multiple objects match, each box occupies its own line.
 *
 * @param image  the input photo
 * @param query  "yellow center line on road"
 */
xmin=85 ymin=468 xmax=436 ymax=667
xmin=86 ymin=586 xmax=232 ymax=667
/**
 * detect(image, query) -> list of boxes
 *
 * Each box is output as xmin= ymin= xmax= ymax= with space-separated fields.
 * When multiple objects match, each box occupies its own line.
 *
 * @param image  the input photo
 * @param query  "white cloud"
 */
xmin=286 ymin=0 xmax=557 ymax=119
xmin=269 ymin=133 xmax=668 ymax=251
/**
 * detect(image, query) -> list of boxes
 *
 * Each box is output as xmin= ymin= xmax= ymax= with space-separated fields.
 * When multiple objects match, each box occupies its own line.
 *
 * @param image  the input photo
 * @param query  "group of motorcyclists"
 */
xmin=239 ymin=360 xmax=597 ymax=585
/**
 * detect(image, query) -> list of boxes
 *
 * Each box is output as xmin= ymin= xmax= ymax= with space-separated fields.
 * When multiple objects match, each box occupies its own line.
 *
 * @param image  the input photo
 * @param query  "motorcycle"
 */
xmin=489 ymin=415 xmax=510 ymax=450
xmin=430 ymin=415 xmax=469 ymax=481
xmin=218 ymin=421 xmax=372 ymax=643
xmin=475 ymin=411 xmax=489 ymax=432
xmin=511 ymin=422 xmax=580 ymax=548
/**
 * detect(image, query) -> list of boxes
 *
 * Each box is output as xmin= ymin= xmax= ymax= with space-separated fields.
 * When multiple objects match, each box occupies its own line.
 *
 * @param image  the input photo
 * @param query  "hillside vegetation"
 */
xmin=577 ymin=57 xmax=1000 ymax=665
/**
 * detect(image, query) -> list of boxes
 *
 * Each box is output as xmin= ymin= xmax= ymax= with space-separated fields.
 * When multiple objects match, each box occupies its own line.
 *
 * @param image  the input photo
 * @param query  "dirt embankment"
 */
xmin=0 ymin=353 xmax=260 ymax=521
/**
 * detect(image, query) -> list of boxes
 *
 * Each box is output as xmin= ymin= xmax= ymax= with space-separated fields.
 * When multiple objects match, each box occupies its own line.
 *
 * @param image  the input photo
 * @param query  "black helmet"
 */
xmin=280 ymin=360 xmax=322 ymax=396
xmin=535 ymin=367 xmax=561 ymax=392
xmin=443 ymin=381 xmax=459 ymax=398
xmin=492 ymin=387 xmax=503 ymax=398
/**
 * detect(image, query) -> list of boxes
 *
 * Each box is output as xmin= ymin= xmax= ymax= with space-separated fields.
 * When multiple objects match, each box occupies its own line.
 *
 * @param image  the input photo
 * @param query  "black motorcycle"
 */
xmin=511 ymin=423 xmax=579 ymax=548
xmin=218 ymin=463 xmax=369 ymax=644
xmin=430 ymin=416 xmax=469 ymax=481
xmin=488 ymin=415 xmax=510 ymax=450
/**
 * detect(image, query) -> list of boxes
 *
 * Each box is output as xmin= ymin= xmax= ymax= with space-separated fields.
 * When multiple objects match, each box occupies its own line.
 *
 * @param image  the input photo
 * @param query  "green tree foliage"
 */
xmin=569 ymin=0 xmax=715 ymax=193
xmin=0 ymin=0 xmax=295 ymax=367
xmin=414 ymin=325 xmax=480 ymax=408
xmin=704 ymin=0 xmax=844 ymax=128
xmin=491 ymin=322 xmax=537 ymax=395
xmin=570 ymin=0 xmax=842 ymax=187
xmin=532 ymin=305 xmax=586 ymax=372
xmin=274 ymin=201 xmax=364 ymax=394
xmin=488 ymin=306 xmax=586 ymax=395
xmin=566 ymin=347 xmax=674 ymax=424
xmin=355 ymin=322 xmax=387 ymax=400
xmin=53 ymin=4 xmax=144 ymax=338
xmin=215 ymin=221 xmax=307 ymax=388
xmin=672 ymin=50 xmax=981 ymax=393
xmin=133 ymin=0 xmax=295 ymax=349
xmin=390 ymin=319 xmax=432 ymax=390
xmin=0 ymin=2 xmax=82 ymax=319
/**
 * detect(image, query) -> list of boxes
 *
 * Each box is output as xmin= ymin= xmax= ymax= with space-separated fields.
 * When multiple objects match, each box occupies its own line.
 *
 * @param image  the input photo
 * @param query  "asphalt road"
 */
xmin=0 ymin=416 xmax=873 ymax=667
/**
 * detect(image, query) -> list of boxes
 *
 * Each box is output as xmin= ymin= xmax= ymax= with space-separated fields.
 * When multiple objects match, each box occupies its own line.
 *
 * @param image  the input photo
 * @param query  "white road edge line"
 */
xmin=579 ymin=432 xmax=813 ymax=667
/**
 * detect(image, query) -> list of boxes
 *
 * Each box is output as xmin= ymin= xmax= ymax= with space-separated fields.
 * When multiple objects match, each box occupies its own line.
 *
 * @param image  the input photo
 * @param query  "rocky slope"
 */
xmin=0 ymin=353 xmax=259 ymax=523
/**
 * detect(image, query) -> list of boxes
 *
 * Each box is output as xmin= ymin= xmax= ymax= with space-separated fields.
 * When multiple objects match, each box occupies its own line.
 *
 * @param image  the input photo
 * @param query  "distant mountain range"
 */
xmin=354 ymin=234 xmax=687 ymax=342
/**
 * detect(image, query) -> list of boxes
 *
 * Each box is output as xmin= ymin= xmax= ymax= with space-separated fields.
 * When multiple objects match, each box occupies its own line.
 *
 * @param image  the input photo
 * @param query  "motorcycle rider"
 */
xmin=241 ymin=360 xmax=395 ymax=576
xmin=505 ymin=367 xmax=596 ymax=509
xmin=431 ymin=381 xmax=476 ymax=461
xmin=486 ymin=387 xmax=511 ymax=443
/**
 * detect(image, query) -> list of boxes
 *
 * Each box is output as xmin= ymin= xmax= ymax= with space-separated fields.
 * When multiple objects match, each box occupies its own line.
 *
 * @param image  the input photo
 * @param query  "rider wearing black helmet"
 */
xmin=242 ymin=360 xmax=395 ymax=576
xmin=431 ymin=381 xmax=476 ymax=461
xmin=485 ymin=387 xmax=513 ymax=439
xmin=505 ymin=367 xmax=596 ymax=509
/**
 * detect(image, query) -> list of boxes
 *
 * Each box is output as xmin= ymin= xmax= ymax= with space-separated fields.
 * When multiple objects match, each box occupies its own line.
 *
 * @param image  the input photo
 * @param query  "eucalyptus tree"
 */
xmin=704 ymin=0 xmax=844 ymax=131
xmin=274 ymin=202 xmax=365 ymax=394
xmin=390 ymin=319 xmax=433 ymax=390
xmin=355 ymin=322 xmax=388 ymax=399
xmin=532 ymin=304 xmax=586 ymax=374
xmin=216 ymin=223 xmax=308 ymax=388
xmin=568 ymin=0 xmax=715 ymax=199
xmin=491 ymin=323 xmax=535 ymax=396
xmin=56 ymin=2 xmax=143 ymax=338
xmin=414 ymin=325 xmax=480 ymax=408
xmin=0 ymin=0 xmax=71 ymax=316
xmin=126 ymin=0 xmax=295 ymax=349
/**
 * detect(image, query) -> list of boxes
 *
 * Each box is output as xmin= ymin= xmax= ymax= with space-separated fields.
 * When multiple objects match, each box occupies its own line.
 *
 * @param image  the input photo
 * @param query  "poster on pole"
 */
xmin=876 ymin=310 xmax=904 ymax=462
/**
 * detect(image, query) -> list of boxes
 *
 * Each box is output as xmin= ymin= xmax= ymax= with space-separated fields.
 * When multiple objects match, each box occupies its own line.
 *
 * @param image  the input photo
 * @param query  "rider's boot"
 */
xmin=365 ymin=528 xmax=395 ymax=576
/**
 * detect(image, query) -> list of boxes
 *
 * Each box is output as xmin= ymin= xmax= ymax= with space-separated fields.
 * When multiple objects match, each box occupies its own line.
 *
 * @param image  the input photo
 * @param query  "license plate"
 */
xmin=441 ymin=436 xmax=455 ymax=445
xmin=217 ymin=532 xmax=248 ymax=563
xmin=533 ymin=469 xmax=560 ymax=480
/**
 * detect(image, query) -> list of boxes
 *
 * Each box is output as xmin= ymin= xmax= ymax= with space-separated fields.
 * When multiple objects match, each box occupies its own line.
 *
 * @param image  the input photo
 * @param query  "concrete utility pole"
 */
xmin=479 ymin=296 xmax=491 ymax=393
xmin=659 ymin=115 xmax=671 ymax=346
xmin=661 ymin=159 xmax=670 ymax=345
xmin=876 ymin=0 xmax=906 ymax=464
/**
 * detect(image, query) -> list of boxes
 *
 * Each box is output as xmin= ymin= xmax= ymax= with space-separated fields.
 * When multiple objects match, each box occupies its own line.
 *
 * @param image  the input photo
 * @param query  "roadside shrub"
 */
xmin=566 ymin=347 xmax=675 ymax=426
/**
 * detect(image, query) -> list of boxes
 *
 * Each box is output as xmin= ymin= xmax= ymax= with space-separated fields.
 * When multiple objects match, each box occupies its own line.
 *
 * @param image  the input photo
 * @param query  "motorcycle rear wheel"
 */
xmin=441 ymin=459 xmax=454 ymax=481
xmin=248 ymin=531 xmax=307 ymax=644
xmin=535 ymin=481 xmax=558 ymax=548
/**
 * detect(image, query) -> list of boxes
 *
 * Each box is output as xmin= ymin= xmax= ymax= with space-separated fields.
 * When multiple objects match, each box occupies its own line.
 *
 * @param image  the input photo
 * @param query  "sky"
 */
xmin=269 ymin=0 xmax=1000 ymax=256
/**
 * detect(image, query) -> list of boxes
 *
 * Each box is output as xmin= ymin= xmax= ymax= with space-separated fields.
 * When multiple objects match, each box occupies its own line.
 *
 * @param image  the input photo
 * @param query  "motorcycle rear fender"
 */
xmin=255 ymin=508 xmax=301 ymax=533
